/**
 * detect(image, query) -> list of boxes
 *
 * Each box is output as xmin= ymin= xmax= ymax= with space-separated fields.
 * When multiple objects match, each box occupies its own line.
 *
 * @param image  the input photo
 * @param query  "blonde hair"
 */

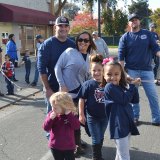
xmin=49 ymin=92 xmax=77 ymax=115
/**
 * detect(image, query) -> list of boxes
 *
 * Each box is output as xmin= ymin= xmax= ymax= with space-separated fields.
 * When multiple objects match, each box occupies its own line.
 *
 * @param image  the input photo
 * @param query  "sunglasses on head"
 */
xmin=78 ymin=38 xmax=90 ymax=43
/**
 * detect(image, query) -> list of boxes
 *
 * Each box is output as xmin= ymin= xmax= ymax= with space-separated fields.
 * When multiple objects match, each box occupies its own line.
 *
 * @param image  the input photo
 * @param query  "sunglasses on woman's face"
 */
xmin=78 ymin=38 xmax=90 ymax=43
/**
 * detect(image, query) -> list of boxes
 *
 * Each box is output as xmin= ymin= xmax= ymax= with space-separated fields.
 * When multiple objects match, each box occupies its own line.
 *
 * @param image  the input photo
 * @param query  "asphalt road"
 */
xmin=0 ymin=86 xmax=160 ymax=160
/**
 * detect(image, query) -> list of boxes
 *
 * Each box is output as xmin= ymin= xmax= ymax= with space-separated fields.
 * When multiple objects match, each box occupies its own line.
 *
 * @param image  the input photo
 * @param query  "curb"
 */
xmin=0 ymin=88 xmax=42 ymax=110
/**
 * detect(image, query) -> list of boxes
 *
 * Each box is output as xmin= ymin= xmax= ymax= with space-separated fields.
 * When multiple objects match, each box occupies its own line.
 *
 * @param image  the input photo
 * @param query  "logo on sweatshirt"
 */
xmin=94 ymin=88 xmax=105 ymax=103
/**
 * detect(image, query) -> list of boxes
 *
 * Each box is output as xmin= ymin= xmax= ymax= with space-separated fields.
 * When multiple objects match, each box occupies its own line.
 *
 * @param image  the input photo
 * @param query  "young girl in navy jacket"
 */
xmin=43 ymin=92 xmax=80 ymax=160
xmin=103 ymin=58 xmax=140 ymax=160
xmin=78 ymin=54 xmax=108 ymax=160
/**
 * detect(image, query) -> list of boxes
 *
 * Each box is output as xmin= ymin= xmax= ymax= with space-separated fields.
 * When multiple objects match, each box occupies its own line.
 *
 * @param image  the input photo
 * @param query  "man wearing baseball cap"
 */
xmin=30 ymin=35 xmax=44 ymax=86
xmin=118 ymin=13 xmax=160 ymax=127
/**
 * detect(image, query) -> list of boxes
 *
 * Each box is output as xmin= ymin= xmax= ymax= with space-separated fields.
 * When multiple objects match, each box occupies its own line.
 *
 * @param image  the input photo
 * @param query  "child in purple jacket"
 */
xmin=43 ymin=92 xmax=80 ymax=160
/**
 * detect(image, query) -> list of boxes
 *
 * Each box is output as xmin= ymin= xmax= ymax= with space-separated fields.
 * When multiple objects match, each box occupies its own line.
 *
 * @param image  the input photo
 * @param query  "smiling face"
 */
xmin=54 ymin=24 xmax=70 ymax=41
xmin=77 ymin=33 xmax=90 ymax=54
xmin=90 ymin=62 xmax=103 ymax=82
xmin=104 ymin=64 xmax=121 ymax=85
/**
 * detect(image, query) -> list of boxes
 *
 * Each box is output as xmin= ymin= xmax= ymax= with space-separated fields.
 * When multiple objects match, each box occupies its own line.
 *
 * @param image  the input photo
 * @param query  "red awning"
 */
xmin=0 ymin=3 xmax=55 ymax=25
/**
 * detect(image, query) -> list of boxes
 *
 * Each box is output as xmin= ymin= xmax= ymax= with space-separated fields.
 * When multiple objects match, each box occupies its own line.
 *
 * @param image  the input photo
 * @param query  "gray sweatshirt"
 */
xmin=93 ymin=38 xmax=109 ymax=58
xmin=55 ymin=48 xmax=90 ymax=98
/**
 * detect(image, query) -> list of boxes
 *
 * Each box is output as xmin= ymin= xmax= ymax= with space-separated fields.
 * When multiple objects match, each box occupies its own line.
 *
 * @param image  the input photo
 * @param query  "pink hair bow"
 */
xmin=102 ymin=57 xmax=114 ymax=65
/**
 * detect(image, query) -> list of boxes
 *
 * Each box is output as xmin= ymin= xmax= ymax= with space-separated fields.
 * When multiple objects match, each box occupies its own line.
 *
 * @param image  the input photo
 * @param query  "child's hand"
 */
xmin=131 ymin=78 xmax=141 ymax=85
xmin=65 ymin=110 xmax=71 ymax=115
xmin=50 ymin=111 xmax=57 ymax=120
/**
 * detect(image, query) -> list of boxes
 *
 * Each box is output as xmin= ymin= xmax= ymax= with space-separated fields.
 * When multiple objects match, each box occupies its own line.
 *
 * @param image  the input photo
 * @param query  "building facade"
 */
xmin=0 ymin=0 xmax=55 ymax=63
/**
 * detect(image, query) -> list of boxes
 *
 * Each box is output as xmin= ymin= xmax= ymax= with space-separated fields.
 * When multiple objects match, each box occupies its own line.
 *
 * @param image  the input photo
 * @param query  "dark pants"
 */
xmin=25 ymin=63 xmax=31 ymax=83
xmin=50 ymin=148 xmax=75 ymax=160
xmin=5 ymin=77 xmax=14 ymax=94
xmin=153 ymin=56 xmax=160 ymax=78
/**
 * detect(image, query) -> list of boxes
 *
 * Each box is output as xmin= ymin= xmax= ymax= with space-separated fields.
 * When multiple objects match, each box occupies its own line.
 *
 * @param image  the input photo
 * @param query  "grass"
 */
xmin=108 ymin=45 xmax=118 ymax=48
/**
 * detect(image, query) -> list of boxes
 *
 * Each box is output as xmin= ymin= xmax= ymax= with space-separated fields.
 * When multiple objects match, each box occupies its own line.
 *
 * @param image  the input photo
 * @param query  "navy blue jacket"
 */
xmin=118 ymin=29 xmax=160 ymax=71
xmin=37 ymin=36 xmax=76 ymax=92
xmin=104 ymin=83 xmax=140 ymax=139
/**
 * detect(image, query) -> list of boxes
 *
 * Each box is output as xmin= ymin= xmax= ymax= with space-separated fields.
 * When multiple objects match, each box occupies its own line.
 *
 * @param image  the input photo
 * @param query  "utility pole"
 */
xmin=50 ymin=0 xmax=55 ymax=15
xmin=98 ymin=0 xmax=101 ymax=37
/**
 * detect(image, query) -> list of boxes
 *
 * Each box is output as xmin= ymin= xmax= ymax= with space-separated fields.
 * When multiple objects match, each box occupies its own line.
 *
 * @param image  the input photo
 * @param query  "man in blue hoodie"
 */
xmin=118 ymin=13 xmax=160 ymax=126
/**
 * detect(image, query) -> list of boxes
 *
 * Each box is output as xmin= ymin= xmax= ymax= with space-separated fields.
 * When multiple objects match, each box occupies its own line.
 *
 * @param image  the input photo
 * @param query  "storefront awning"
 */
xmin=0 ymin=3 xmax=55 ymax=25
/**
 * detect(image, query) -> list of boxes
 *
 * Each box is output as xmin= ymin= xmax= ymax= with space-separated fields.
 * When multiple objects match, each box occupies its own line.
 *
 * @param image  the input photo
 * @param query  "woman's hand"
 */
xmin=60 ymin=86 xmax=68 ymax=92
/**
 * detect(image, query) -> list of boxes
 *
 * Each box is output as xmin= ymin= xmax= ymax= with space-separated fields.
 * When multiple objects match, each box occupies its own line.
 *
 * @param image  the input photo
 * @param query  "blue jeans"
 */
xmin=25 ymin=64 xmax=31 ymax=83
xmin=128 ymin=69 xmax=160 ymax=123
xmin=43 ymin=90 xmax=52 ymax=140
xmin=5 ymin=77 xmax=14 ymax=94
xmin=87 ymin=112 xmax=108 ymax=145
xmin=33 ymin=61 xmax=39 ymax=83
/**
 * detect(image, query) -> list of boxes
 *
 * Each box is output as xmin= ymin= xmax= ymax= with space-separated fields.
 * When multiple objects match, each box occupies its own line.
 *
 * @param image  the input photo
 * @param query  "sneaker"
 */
xmin=31 ymin=82 xmax=37 ymax=86
xmin=74 ymin=146 xmax=85 ymax=157
xmin=13 ymin=79 xmax=18 ymax=82
xmin=134 ymin=118 xmax=139 ymax=126
xmin=0 ymin=92 xmax=4 ymax=96
xmin=151 ymin=122 xmax=160 ymax=126
xmin=25 ymin=81 xmax=30 ymax=84
xmin=81 ymin=140 xmax=87 ymax=148
xmin=6 ymin=93 xmax=14 ymax=95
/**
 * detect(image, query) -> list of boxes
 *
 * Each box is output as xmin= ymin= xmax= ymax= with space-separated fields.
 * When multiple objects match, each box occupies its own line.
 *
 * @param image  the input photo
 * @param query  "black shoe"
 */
xmin=25 ymin=81 xmax=30 ymax=84
xmin=74 ymin=146 xmax=85 ymax=157
xmin=13 ymin=79 xmax=18 ymax=82
xmin=0 ymin=92 xmax=4 ymax=96
xmin=6 ymin=93 xmax=14 ymax=95
xmin=81 ymin=140 xmax=87 ymax=148
xmin=152 ymin=122 xmax=160 ymax=126
xmin=31 ymin=82 xmax=37 ymax=86
xmin=134 ymin=118 xmax=139 ymax=126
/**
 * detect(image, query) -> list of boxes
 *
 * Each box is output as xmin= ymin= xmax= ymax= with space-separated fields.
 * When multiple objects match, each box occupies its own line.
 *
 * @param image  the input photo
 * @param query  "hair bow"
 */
xmin=102 ymin=57 xmax=114 ymax=65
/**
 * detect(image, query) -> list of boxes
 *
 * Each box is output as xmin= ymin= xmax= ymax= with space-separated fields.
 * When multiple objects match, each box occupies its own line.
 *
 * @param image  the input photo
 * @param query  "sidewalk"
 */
xmin=0 ymin=62 xmax=42 ymax=109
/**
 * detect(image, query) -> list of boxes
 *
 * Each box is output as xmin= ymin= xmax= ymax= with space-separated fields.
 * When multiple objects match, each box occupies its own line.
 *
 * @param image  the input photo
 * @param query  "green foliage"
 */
xmin=150 ymin=8 xmax=160 ymax=35
xmin=102 ymin=8 xmax=128 ymax=36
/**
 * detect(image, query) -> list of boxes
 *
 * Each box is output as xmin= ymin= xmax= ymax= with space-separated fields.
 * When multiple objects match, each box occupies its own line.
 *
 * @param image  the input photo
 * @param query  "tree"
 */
xmin=150 ymin=8 xmax=160 ymax=35
xmin=62 ymin=3 xmax=80 ymax=20
xmin=69 ymin=12 xmax=97 ymax=35
xmin=102 ymin=8 xmax=127 ymax=36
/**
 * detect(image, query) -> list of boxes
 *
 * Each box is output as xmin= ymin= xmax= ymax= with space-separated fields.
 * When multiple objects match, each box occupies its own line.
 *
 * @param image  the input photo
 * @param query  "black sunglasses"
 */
xmin=78 ymin=38 xmax=90 ymax=43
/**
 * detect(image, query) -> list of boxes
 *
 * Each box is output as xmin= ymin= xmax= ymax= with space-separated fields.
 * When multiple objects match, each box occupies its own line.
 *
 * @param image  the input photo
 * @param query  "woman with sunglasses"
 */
xmin=55 ymin=31 xmax=97 ymax=157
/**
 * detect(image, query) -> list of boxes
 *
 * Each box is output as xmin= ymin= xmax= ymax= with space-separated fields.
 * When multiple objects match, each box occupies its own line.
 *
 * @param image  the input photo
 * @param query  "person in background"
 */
xmin=6 ymin=34 xmax=18 ymax=81
xmin=55 ymin=31 xmax=97 ymax=157
xmin=103 ymin=58 xmax=140 ymax=160
xmin=31 ymin=34 xmax=44 ymax=86
xmin=78 ymin=54 xmax=107 ymax=160
xmin=21 ymin=49 xmax=31 ymax=84
xmin=92 ymin=31 xmax=109 ymax=58
xmin=43 ymin=92 xmax=80 ymax=160
xmin=149 ymin=23 xmax=160 ymax=85
xmin=0 ymin=46 xmax=4 ymax=96
xmin=37 ymin=16 xmax=76 ymax=142
xmin=1 ymin=54 xmax=14 ymax=95
xmin=118 ymin=13 xmax=160 ymax=126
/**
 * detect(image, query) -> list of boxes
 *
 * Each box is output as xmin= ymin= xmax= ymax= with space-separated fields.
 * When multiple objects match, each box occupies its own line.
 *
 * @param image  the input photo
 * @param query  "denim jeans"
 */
xmin=128 ymin=69 xmax=160 ymax=123
xmin=25 ymin=64 xmax=31 ymax=83
xmin=43 ymin=90 xmax=52 ymax=140
xmin=5 ymin=77 xmax=14 ymax=94
xmin=87 ymin=112 xmax=108 ymax=145
xmin=33 ymin=61 xmax=39 ymax=83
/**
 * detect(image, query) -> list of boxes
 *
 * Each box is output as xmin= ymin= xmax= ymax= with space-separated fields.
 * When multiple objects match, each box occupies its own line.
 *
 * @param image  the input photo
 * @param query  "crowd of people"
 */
xmin=0 ymin=13 xmax=160 ymax=160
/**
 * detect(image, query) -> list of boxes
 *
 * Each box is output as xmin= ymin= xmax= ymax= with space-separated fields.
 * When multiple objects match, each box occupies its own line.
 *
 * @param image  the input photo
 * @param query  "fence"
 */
xmin=69 ymin=36 xmax=121 ymax=46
